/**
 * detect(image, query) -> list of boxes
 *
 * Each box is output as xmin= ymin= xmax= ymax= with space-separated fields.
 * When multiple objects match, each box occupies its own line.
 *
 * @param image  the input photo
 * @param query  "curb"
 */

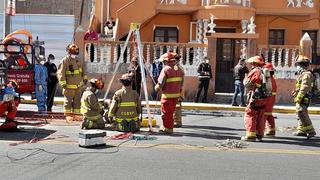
xmin=21 ymin=100 xmax=320 ymax=115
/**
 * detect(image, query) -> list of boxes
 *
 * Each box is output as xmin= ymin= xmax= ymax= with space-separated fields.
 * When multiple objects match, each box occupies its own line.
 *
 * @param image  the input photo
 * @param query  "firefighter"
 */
xmin=0 ymin=80 xmax=19 ymax=131
xmin=174 ymin=56 xmax=185 ymax=128
xmin=81 ymin=78 xmax=105 ymax=129
xmin=155 ymin=52 xmax=184 ymax=134
xmin=108 ymin=73 xmax=142 ymax=133
xmin=292 ymin=55 xmax=316 ymax=138
xmin=195 ymin=57 xmax=212 ymax=103
xmin=34 ymin=55 xmax=48 ymax=113
xmin=57 ymin=44 xmax=88 ymax=121
xmin=264 ymin=62 xmax=277 ymax=136
xmin=242 ymin=56 xmax=267 ymax=141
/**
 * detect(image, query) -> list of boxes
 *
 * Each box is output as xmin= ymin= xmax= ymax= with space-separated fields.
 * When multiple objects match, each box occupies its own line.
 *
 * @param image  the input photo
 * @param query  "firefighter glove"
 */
xmin=155 ymin=84 xmax=161 ymax=92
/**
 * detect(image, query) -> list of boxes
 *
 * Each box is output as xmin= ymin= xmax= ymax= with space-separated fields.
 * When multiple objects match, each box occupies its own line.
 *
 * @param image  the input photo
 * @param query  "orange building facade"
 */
xmin=77 ymin=0 xmax=320 ymax=103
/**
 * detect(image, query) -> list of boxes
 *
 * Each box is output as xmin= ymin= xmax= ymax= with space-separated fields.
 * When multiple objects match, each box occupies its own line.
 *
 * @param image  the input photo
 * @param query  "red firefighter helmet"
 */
xmin=159 ymin=52 xmax=180 ymax=62
xmin=264 ymin=62 xmax=275 ymax=71
xmin=247 ymin=56 xmax=264 ymax=65
xmin=66 ymin=44 xmax=79 ymax=55
xmin=89 ymin=78 xmax=104 ymax=89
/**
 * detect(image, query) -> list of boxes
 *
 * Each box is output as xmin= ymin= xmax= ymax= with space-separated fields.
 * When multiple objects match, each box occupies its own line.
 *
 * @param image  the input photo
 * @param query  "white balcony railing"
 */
xmin=202 ymin=0 xmax=251 ymax=8
xmin=258 ymin=45 xmax=300 ymax=79
xmin=84 ymin=41 xmax=207 ymax=77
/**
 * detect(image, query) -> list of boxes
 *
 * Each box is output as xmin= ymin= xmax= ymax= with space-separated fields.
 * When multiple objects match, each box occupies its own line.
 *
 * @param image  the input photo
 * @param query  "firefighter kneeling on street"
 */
xmin=108 ymin=73 xmax=141 ymax=133
xmin=0 ymin=80 xmax=19 ymax=131
xmin=292 ymin=55 xmax=316 ymax=138
xmin=80 ymin=78 xmax=105 ymax=129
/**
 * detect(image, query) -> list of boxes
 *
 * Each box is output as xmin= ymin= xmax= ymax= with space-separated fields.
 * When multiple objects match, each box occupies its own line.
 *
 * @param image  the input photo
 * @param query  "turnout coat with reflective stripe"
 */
xmin=57 ymin=56 xmax=87 ymax=89
xmin=158 ymin=64 xmax=184 ymax=99
xmin=245 ymin=67 xmax=263 ymax=92
xmin=294 ymin=70 xmax=314 ymax=103
xmin=81 ymin=87 xmax=102 ymax=121
xmin=108 ymin=86 xmax=141 ymax=121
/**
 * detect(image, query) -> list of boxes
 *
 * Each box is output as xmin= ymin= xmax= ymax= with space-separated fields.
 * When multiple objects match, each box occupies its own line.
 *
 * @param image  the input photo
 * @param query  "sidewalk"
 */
xmin=20 ymin=96 xmax=320 ymax=115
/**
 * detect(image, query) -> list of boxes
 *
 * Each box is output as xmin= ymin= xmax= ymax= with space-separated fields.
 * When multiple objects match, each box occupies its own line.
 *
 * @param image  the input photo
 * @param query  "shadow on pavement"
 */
xmin=262 ymin=136 xmax=320 ymax=148
xmin=182 ymin=125 xmax=245 ymax=132
xmin=0 ymin=128 xmax=56 ymax=142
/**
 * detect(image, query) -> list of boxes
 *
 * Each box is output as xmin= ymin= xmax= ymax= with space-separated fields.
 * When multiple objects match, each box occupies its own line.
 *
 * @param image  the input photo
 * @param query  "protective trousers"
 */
xmin=265 ymin=95 xmax=276 ymax=131
xmin=83 ymin=117 xmax=105 ymax=129
xmin=36 ymin=85 xmax=47 ymax=112
xmin=0 ymin=100 xmax=19 ymax=119
xmin=161 ymin=98 xmax=178 ymax=130
xmin=174 ymin=101 xmax=182 ymax=126
xmin=244 ymin=98 xmax=266 ymax=137
xmin=295 ymin=103 xmax=316 ymax=134
xmin=63 ymin=88 xmax=82 ymax=115
xmin=115 ymin=119 xmax=140 ymax=133
xmin=195 ymin=79 xmax=210 ymax=102
xmin=47 ymin=82 xmax=57 ymax=112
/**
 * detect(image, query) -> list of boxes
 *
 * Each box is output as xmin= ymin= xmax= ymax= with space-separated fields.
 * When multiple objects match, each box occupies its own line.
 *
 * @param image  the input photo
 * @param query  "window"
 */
xmin=302 ymin=30 xmax=318 ymax=64
xmin=268 ymin=29 xmax=285 ymax=64
xmin=269 ymin=29 xmax=285 ymax=45
xmin=154 ymin=27 xmax=179 ymax=43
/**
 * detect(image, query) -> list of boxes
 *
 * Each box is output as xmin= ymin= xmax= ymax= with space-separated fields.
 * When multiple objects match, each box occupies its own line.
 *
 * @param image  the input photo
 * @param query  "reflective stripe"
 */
xmin=83 ymin=75 xmax=88 ymax=80
xmin=264 ymin=112 xmax=272 ymax=116
xmin=298 ymin=125 xmax=314 ymax=131
xmin=60 ymin=80 xmax=67 ymax=86
xmin=115 ymin=117 xmax=139 ymax=122
xmin=66 ymin=69 xmax=80 ymax=75
xmin=64 ymin=108 xmax=71 ymax=113
xmin=166 ymin=77 xmax=182 ymax=83
xmin=255 ymin=83 xmax=261 ymax=88
xmin=272 ymin=92 xmax=277 ymax=95
xmin=86 ymin=114 xmax=102 ymax=121
xmin=118 ymin=102 xmax=137 ymax=107
xmin=246 ymin=131 xmax=256 ymax=137
xmin=67 ymin=84 xmax=79 ymax=89
xmin=88 ymin=121 xmax=93 ymax=129
xmin=162 ymin=93 xmax=180 ymax=99
xmin=74 ymin=109 xmax=81 ymax=113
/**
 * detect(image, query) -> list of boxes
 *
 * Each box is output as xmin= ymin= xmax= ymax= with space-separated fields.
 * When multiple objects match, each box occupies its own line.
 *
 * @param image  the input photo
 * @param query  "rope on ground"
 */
xmin=215 ymin=139 xmax=249 ymax=151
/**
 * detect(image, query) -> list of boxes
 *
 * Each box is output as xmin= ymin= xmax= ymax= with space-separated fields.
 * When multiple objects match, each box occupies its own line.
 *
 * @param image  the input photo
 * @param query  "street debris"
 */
xmin=215 ymin=139 xmax=249 ymax=151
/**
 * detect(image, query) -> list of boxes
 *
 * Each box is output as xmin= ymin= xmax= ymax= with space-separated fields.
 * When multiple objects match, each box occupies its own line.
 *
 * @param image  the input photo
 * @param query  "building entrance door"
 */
xmin=215 ymin=28 xmax=236 ymax=93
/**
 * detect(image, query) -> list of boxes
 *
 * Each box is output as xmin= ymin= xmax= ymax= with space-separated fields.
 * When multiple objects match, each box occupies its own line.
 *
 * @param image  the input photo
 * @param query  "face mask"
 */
xmin=40 ymin=61 xmax=45 ymax=65
xmin=95 ymin=89 xmax=99 ymax=94
xmin=205 ymin=60 xmax=209 ymax=64
xmin=70 ymin=54 xmax=77 ymax=59
xmin=296 ymin=65 xmax=303 ymax=72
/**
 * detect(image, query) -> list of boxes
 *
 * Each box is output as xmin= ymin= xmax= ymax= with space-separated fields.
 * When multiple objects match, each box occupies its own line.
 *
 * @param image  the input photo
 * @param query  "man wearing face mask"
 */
xmin=44 ymin=54 xmax=58 ymax=112
xmin=34 ymin=55 xmax=48 ymax=113
xmin=57 ymin=44 xmax=88 ymax=121
xmin=292 ymin=55 xmax=316 ymax=138
xmin=80 ymin=78 xmax=105 ymax=129
xmin=195 ymin=57 xmax=212 ymax=103
xmin=150 ymin=57 xmax=163 ymax=100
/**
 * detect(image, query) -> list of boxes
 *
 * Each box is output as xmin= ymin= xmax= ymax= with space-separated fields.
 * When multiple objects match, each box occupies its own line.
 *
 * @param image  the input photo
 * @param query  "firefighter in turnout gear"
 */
xmin=292 ymin=55 xmax=316 ymax=138
xmin=81 ymin=78 xmax=105 ymax=129
xmin=57 ymin=44 xmax=88 ymax=121
xmin=108 ymin=73 xmax=142 ymax=133
xmin=263 ymin=63 xmax=277 ymax=136
xmin=155 ymin=52 xmax=184 ymax=134
xmin=242 ymin=56 xmax=268 ymax=141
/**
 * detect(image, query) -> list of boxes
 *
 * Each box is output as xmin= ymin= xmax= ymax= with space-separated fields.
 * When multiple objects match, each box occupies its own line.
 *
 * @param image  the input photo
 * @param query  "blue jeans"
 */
xmin=232 ymin=80 xmax=245 ymax=105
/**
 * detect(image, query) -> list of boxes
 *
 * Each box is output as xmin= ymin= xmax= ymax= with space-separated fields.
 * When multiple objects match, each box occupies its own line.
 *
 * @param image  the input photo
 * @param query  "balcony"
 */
xmin=84 ymin=40 xmax=207 ymax=77
xmin=201 ymin=0 xmax=251 ymax=8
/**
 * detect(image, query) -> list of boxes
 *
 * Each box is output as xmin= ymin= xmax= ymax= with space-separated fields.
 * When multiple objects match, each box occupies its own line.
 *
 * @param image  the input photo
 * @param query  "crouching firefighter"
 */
xmin=242 ymin=56 xmax=270 ymax=141
xmin=155 ymin=52 xmax=184 ymax=134
xmin=108 ymin=74 xmax=142 ymax=133
xmin=80 ymin=78 xmax=105 ymax=129
xmin=0 ymin=80 xmax=19 ymax=131
xmin=292 ymin=55 xmax=316 ymax=138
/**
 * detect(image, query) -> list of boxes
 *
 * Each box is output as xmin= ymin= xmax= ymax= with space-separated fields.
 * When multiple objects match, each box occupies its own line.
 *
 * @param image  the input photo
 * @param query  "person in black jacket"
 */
xmin=231 ymin=58 xmax=249 ymax=107
xmin=44 ymin=54 xmax=58 ymax=112
xmin=127 ymin=57 xmax=142 ymax=95
xmin=195 ymin=57 xmax=212 ymax=103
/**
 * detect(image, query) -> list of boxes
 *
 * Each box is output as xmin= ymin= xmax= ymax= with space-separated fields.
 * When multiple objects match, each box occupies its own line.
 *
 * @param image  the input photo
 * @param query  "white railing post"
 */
xmin=127 ymin=44 xmax=131 ymax=63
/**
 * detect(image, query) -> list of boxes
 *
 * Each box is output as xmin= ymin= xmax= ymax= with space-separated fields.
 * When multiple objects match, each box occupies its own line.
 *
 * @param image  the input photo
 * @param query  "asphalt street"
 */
xmin=0 ymin=104 xmax=319 ymax=180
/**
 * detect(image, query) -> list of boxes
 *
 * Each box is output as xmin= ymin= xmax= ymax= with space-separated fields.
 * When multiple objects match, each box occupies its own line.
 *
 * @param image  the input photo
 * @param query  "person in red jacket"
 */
xmin=264 ymin=62 xmax=277 ymax=137
xmin=242 ymin=56 xmax=267 ymax=141
xmin=155 ymin=52 xmax=184 ymax=134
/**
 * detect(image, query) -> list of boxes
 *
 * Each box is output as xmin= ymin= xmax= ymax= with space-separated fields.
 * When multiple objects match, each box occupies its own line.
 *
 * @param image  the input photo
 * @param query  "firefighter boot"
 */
xmin=128 ymin=120 xmax=139 ymax=133
xmin=158 ymin=127 xmax=173 ymax=134
xmin=293 ymin=131 xmax=308 ymax=137
xmin=307 ymin=131 xmax=316 ymax=139
xmin=265 ymin=130 xmax=276 ymax=137
xmin=81 ymin=118 xmax=89 ymax=129
xmin=241 ymin=136 xmax=256 ymax=142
